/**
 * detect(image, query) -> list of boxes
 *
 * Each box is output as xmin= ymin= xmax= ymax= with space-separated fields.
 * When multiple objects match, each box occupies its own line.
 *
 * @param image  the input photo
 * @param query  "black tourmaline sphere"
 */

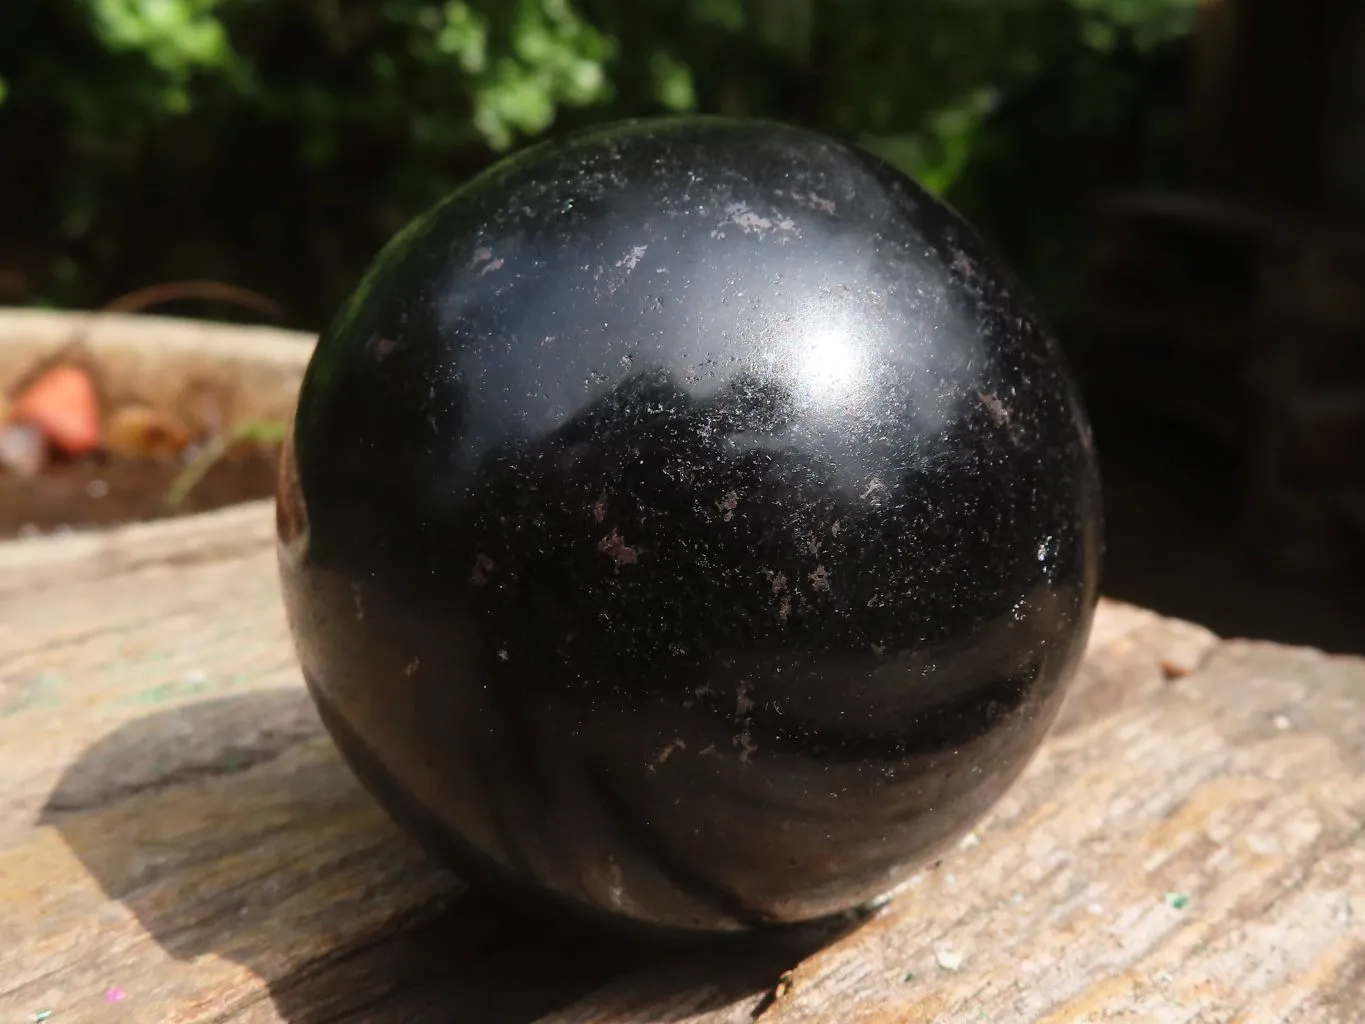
xmin=277 ymin=116 xmax=1103 ymax=934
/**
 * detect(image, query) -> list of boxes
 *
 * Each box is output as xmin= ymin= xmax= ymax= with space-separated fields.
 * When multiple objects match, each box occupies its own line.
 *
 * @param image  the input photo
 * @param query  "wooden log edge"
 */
xmin=0 ymin=307 xmax=314 ymax=431
xmin=0 ymin=307 xmax=316 ymax=377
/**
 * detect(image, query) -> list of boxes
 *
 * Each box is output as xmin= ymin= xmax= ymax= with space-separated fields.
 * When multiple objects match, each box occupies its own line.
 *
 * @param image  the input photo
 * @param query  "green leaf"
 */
xmin=691 ymin=0 xmax=745 ymax=32
xmin=436 ymin=2 xmax=489 ymax=73
xmin=650 ymin=52 xmax=696 ymax=112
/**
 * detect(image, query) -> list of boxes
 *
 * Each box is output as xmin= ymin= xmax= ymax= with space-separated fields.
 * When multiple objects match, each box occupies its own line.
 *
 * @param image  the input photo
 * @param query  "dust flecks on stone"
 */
xmin=373 ymin=337 xmax=397 ymax=360
xmin=764 ymin=568 xmax=792 ymax=620
xmin=715 ymin=202 xmax=800 ymax=240
xmin=861 ymin=476 xmax=888 ymax=503
xmin=593 ymin=492 xmax=609 ymax=523
xmin=978 ymin=391 xmax=1009 ymax=426
xmin=871 ymin=643 xmax=887 ymax=656
xmin=978 ymin=391 xmax=1025 ymax=443
xmin=809 ymin=565 xmax=831 ymax=591
xmin=734 ymin=725 xmax=758 ymax=763
xmin=655 ymin=738 xmax=687 ymax=764
xmin=404 ymin=657 xmax=421 ymax=677
xmin=866 ymin=593 xmax=883 ymax=608
xmin=790 ymin=190 xmax=836 ymax=214
xmin=717 ymin=490 xmax=740 ymax=521
xmin=830 ymin=519 xmax=842 ymax=538
xmin=1036 ymin=537 xmax=1053 ymax=565
xmin=699 ymin=743 xmax=718 ymax=756
xmin=469 ymin=554 xmax=496 ymax=585
xmin=804 ymin=531 xmax=822 ymax=556
xmin=602 ymin=244 xmax=649 ymax=294
xmin=735 ymin=681 xmax=754 ymax=717
xmin=497 ymin=648 xmax=510 ymax=662
xmin=616 ymin=244 xmax=648 ymax=273
xmin=598 ymin=528 xmax=639 ymax=569
xmin=471 ymin=247 xmax=504 ymax=275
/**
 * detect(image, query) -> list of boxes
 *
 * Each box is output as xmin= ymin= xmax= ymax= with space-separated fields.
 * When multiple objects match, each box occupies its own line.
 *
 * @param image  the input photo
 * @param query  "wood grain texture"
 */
xmin=1 ymin=501 xmax=1360 ymax=1023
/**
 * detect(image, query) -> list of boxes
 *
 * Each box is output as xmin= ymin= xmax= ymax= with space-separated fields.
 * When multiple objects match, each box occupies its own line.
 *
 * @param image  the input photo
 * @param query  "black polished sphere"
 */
xmin=277 ymin=116 xmax=1103 ymax=934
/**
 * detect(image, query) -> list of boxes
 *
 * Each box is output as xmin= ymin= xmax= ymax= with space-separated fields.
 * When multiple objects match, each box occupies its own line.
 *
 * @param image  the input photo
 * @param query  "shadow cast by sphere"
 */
xmin=40 ymin=690 xmax=856 ymax=1023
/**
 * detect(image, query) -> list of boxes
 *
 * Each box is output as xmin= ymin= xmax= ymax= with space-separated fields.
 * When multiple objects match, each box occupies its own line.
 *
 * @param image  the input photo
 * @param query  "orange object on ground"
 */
xmin=10 ymin=363 xmax=102 ymax=456
xmin=105 ymin=403 xmax=191 ymax=460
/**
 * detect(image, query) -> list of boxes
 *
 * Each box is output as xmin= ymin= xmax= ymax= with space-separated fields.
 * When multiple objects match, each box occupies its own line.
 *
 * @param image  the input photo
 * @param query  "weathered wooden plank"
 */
xmin=0 ymin=500 xmax=279 ymax=599
xmin=1 ymin=501 xmax=1359 ymax=1023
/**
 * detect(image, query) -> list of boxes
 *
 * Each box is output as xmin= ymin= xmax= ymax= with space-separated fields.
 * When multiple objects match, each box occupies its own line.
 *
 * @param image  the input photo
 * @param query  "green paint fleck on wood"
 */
xmin=2 ymin=672 xmax=63 ymax=716
xmin=124 ymin=677 xmax=215 ymax=705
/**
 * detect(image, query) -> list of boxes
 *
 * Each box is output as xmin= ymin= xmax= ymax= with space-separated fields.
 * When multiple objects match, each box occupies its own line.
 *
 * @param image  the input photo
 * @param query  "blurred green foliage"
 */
xmin=0 ymin=0 xmax=1198 ymax=324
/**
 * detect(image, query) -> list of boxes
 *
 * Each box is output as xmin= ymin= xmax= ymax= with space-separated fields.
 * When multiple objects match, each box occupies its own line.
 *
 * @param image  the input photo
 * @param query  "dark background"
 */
xmin=1 ymin=0 xmax=1362 ymax=650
